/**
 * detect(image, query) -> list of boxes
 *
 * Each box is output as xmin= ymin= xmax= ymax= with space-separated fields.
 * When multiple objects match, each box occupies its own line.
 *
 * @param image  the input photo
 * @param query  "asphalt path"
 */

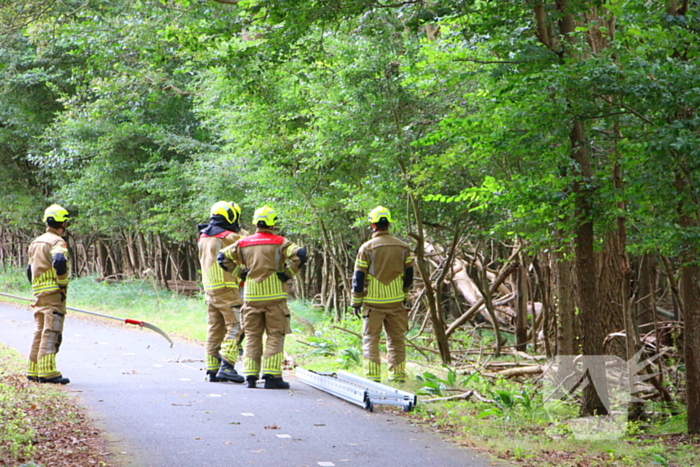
xmin=0 ymin=300 xmax=505 ymax=467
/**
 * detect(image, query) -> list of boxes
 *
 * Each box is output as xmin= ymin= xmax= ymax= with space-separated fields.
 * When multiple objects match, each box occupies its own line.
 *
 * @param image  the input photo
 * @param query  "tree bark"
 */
xmin=515 ymin=263 xmax=529 ymax=352
xmin=676 ymin=171 xmax=700 ymax=434
xmin=407 ymin=193 xmax=451 ymax=364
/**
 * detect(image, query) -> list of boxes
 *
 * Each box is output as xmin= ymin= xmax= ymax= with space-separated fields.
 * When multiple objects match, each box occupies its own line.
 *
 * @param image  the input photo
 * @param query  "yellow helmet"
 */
xmin=368 ymin=206 xmax=392 ymax=224
xmin=253 ymin=205 xmax=277 ymax=227
xmin=210 ymin=201 xmax=240 ymax=224
xmin=43 ymin=204 xmax=70 ymax=223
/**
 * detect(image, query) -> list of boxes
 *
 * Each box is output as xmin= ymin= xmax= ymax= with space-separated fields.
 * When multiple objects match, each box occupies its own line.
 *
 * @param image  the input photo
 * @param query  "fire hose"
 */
xmin=0 ymin=291 xmax=174 ymax=347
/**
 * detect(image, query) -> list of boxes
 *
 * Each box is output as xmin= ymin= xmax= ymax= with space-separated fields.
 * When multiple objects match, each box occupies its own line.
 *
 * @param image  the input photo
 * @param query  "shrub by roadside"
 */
xmin=0 ymin=344 xmax=111 ymax=467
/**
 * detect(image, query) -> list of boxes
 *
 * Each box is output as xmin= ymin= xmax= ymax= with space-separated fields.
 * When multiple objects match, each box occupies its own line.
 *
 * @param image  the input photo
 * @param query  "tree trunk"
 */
xmin=681 ymin=255 xmax=700 ymax=434
xmin=407 ymin=194 xmax=451 ymax=364
xmin=554 ymin=246 xmax=577 ymax=356
xmin=635 ymin=254 xmax=655 ymax=327
xmin=567 ymin=117 xmax=609 ymax=416
xmin=676 ymin=171 xmax=700 ymax=434
xmin=532 ymin=254 xmax=554 ymax=357
xmin=515 ymin=263 xmax=529 ymax=352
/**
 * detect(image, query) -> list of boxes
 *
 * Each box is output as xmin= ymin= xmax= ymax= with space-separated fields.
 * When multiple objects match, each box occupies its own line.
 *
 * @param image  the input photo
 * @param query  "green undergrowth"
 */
xmin=406 ymin=373 xmax=698 ymax=467
xmin=1 ymin=269 xmax=698 ymax=466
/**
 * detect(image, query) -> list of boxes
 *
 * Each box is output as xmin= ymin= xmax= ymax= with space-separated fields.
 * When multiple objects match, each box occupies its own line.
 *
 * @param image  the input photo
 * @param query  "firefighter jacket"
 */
xmin=352 ymin=230 xmax=414 ymax=310
xmin=219 ymin=228 xmax=303 ymax=304
xmin=27 ymin=227 xmax=69 ymax=297
xmin=197 ymin=222 xmax=248 ymax=295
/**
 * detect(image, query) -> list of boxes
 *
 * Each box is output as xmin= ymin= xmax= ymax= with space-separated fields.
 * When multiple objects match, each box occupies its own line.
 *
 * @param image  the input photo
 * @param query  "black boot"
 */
xmin=263 ymin=374 xmax=289 ymax=389
xmin=216 ymin=359 xmax=244 ymax=383
xmin=27 ymin=375 xmax=38 ymax=382
xmin=237 ymin=335 xmax=245 ymax=358
xmin=246 ymin=375 xmax=258 ymax=388
xmin=39 ymin=375 xmax=70 ymax=385
xmin=206 ymin=370 xmax=222 ymax=382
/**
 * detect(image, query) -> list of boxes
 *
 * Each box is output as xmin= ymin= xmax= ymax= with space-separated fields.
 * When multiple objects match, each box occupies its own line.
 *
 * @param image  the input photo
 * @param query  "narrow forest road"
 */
xmin=0 ymin=301 xmax=505 ymax=467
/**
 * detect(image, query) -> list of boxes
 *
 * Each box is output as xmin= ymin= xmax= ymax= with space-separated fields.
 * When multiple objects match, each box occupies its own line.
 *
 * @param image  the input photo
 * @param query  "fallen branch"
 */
xmin=331 ymin=325 xmax=438 ymax=358
xmin=446 ymin=261 xmax=519 ymax=338
xmin=496 ymin=365 xmax=543 ymax=377
xmin=421 ymin=390 xmax=496 ymax=404
xmin=331 ymin=325 xmax=361 ymax=339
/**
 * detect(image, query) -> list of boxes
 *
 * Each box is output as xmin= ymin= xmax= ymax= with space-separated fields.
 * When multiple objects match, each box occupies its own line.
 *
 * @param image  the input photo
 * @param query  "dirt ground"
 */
xmin=0 ymin=372 xmax=112 ymax=467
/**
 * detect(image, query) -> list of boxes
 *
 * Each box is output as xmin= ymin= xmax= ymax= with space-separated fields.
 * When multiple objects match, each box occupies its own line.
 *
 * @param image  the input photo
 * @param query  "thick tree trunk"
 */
xmin=597 ymin=156 xmax=631 ymax=360
xmin=676 ymin=171 xmax=700 ymax=434
xmin=553 ymin=0 xmax=614 ymax=416
xmin=681 ymin=257 xmax=700 ymax=434
xmin=554 ymin=247 xmax=577 ymax=356
xmin=569 ymin=120 xmax=608 ymax=416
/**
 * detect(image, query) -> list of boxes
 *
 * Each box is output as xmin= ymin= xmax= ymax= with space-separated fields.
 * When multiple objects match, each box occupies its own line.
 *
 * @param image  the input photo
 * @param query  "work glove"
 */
xmin=276 ymin=271 xmax=290 ymax=283
xmin=217 ymin=252 xmax=228 ymax=271
xmin=52 ymin=253 xmax=68 ymax=276
xmin=240 ymin=268 xmax=249 ymax=281
xmin=352 ymin=305 xmax=362 ymax=319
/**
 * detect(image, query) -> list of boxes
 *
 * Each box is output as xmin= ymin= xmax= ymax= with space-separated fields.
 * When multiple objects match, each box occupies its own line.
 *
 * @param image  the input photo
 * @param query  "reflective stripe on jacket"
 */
xmin=352 ymin=230 xmax=413 ymax=309
xmin=197 ymin=228 xmax=248 ymax=294
xmin=220 ymin=228 xmax=302 ymax=304
xmin=28 ymin=228 xmax=69 ymax=297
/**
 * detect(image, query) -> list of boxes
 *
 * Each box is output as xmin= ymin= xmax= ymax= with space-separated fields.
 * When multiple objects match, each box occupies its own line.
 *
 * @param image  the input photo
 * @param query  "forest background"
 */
xmin=1 ymin=0 xmax=700 ymax=452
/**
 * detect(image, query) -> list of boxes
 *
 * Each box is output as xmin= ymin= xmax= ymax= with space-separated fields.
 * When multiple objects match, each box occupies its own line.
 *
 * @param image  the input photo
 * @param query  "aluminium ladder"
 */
xmin=295 ymin=367 xmax=417 ymax=412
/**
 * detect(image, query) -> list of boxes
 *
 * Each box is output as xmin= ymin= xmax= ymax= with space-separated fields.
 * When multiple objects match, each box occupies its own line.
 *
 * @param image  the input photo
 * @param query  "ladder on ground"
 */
xmin=295 ymin=367 xmax=417 ymax=412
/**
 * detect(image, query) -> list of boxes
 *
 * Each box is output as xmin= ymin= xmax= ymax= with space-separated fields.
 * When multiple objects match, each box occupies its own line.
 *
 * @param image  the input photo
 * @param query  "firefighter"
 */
xmin=352 ymin=206 xmax=414 ymax=383
xmin=218 ymin=206 xmax=306 ymax=389
xmin=26 ymin=204 xmax=71 ymax=384
xmin=197 ymin=201 xmax=248 ymax=383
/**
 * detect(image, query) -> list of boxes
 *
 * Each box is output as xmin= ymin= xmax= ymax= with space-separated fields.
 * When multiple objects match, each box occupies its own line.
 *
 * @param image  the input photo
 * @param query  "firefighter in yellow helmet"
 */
xmin=197 ymin=201 xmax=249 ymax=383
xmin=352 ymin=206 xmax=413 ymax=383
xmin=218 ymin=206 xmax=307 ymax=389
xmin=26 ymin=204 xmax=71 ymax=384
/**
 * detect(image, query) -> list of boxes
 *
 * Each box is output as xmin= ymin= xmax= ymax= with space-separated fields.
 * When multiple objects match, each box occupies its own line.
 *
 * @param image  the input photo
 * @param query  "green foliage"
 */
xmin=415 ymin=365 xmax=480 ymax=396
xmin=336 ymin=347 xmax=362 ymax=369
xmin=3 ymin=0 xmax=698 ymax=267
xmin=477 ymin=388 xmax=534 ymax=421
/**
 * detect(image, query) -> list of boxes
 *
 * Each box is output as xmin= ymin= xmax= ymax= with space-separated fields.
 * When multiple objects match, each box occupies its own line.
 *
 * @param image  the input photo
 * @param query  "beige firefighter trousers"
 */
xmin=205 ymin=288 xmax=243 ymax=368
xmin=29 ymin=292 xmax=67 ymax=379
xmin=241 ymin=301 xmax=292 ymax=377
xmin=362 ymin=304 xmax=409 ymax=381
